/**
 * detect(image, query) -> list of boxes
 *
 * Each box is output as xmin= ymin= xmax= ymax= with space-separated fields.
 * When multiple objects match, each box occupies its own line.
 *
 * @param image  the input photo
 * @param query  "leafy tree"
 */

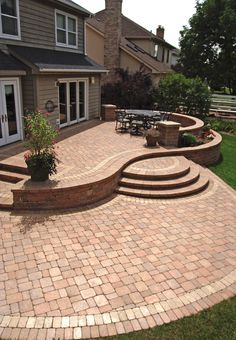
xmin=179 ymin=0 xmax=236 ymax=94
xmin=157 ymin=73 xmax=211 ymax=114
xmin=102 ymin=68 xmax=158 ymax=109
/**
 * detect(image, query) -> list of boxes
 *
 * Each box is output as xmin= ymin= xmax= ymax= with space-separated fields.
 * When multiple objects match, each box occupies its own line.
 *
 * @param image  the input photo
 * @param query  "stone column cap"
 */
xmin=102 ymin=104 xmax=117 ymax=108
xmin=158 ymin=121 xmax=181 ymax=127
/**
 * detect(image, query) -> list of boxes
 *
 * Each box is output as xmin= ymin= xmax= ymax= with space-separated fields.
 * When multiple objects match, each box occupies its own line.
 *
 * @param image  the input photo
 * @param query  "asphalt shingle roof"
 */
xmin=8 ymin=45 xmax=106 ymax=72
xmin=56 ymin=0 xmax=91 ymax=16
xmin=89 ymin=10 xmax=175 ymax=49
xmin=0 ymin=50 xmax=27 ymax=72
xmin=120 ymin=38 xmax=172 ymax=74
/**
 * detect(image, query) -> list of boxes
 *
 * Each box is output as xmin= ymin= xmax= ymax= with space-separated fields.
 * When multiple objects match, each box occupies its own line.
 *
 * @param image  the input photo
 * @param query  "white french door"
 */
xmin=58 ymin=79 xmax=88 ymax=128
xmin=0 ymin=79 xmax=22 ymax=146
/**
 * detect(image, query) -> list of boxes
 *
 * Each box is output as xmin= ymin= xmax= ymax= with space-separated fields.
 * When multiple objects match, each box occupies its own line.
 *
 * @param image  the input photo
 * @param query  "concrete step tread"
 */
xmin=119 ymin=165 xmax=200 ymax=189
xmin=116 ymin=174 xmax=209 ymax=199
xmin=0 ymin=193 xmax=13 ymax=210
xmin=0 ymin=170 xmax=28 ymax=183
xmin=0 ymin=162 xmax=28 ymax=175
xmin=123 ymin=156 xmax=190 ymax=180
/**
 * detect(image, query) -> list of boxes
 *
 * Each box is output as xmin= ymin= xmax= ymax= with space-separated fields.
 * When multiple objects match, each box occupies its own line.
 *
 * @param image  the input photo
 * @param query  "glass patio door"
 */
xmin=0 ymin=79 xmax=21 ymax=146
xmin=79 ymin=81 xmax=86 ymax=121
xmin=59 ymin=79 xmax=88 ymax=127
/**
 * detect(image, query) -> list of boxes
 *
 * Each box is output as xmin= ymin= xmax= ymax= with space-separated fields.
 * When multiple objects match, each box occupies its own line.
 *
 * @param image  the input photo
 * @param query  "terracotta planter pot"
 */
xmin=29 ymin=167 xmax=49 ymax=181
xmin=146 ymin=135 xmax=158 ymax=147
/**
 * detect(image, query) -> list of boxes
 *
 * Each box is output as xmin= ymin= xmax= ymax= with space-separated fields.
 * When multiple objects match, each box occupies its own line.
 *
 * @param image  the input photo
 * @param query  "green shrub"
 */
xmin=24 ymin=111 xmax=59 ymax=176
xmin=158 ymin=73 xmax=211 ymax=114
xmin=204 ymin=118 xmax=236 ymax=134
xmin=181 ymin=133 xmax=197 ymax=147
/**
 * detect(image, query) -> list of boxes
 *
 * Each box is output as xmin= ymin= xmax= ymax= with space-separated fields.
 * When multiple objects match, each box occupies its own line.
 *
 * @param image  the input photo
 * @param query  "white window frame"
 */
xmin=0 ymin=77 xmax=23 ymax=146
xmin=0 ymin=0 xmax=21 ymax=40
xmin=55 ymin=9 xmax=78 ymax=49
xmin=57 ymin=78 xmax=89 ymax=128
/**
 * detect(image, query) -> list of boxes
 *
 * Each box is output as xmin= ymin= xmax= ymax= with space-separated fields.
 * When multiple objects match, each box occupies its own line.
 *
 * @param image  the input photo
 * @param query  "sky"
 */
xmin=75 ymin=0 xmax=197 ymax=48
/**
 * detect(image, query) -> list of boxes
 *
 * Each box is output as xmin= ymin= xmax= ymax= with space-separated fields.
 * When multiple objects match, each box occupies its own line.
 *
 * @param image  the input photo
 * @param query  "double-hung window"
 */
xmin=0 ymin=0 xmax=20 ymax=39
xmin=56 ymin=10 xmax=77 ymax=48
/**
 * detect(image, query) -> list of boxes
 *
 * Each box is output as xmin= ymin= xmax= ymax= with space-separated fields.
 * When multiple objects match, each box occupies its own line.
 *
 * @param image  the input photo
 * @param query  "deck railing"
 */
xmin=210 ymin=94 xmax=236 ymax=114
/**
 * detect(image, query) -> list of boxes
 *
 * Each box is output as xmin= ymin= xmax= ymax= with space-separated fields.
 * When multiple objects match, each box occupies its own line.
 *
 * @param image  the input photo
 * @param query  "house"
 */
xmin=86 ymin=0 xmax=176 ymax=84
xmin=0 ymin=0 xmax=106 ymax=147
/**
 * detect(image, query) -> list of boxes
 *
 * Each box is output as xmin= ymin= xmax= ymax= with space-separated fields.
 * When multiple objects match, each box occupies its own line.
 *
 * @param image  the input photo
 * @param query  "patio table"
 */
xmin=125 ymin=109 xmax=162 ymax=118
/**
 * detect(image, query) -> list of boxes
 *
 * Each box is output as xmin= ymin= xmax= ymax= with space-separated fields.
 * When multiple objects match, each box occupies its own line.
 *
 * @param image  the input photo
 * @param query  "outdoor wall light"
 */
xmin=90 ymin=77 xmax=95 ymax=85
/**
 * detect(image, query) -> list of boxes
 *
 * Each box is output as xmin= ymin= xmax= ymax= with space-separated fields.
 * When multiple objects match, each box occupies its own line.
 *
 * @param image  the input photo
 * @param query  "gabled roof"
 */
xmin=8 ymin=46 xmax=107 ymax=73
xmin=120 ymin=38 xmax=172 ymax=74
xmin=89 ymin=10 xmax=175 ymax=50
xmin=0 ymin=50 xmax=27 ymax=75
xmin=53 ymin=0 xmax=91 ymax=16
xmin=87 ymin=11 xmax=174 ymax=75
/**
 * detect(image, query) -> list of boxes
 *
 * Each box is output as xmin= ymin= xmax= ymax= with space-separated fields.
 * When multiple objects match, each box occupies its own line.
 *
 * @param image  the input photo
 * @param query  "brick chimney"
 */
xmin=156 ymin=25 xmax=165 ymax=40
xmin=104 ymin=0 xmax=123 ymax=82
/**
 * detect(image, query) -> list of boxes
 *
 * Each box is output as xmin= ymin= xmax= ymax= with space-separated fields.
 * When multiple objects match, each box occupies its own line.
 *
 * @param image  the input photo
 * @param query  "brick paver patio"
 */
xmin=0 ymin=121 xmax=235 ymax=339
xmin=0 ymin=170 xmax=235 ymax=338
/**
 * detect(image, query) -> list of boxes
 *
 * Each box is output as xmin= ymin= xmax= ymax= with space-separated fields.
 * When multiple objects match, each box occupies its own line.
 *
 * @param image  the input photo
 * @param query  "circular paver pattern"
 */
xmin=124 ymin=156 xmax=190 ymax=179
xmin=127 ymin=156 xmax=180 ymax=172
xmin=0 ymin=171 xmax=235 ymax=339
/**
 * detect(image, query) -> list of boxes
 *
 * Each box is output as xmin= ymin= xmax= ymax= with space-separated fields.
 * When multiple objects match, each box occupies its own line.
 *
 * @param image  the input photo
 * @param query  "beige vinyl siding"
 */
xmin=36 ymin=75 xmax=59 ymax=127
xmin=0 ymin=0 xmax=84 ymax=53
xmin=129 ymin=38 xmax=155 ymax=56
xmin=86 ymin=26 xmax=104 ymax=65
xmin=36 ymin=74 xmax=101 ymax=126
xmin=89 ymin=76 xmax=101 ymax=119
xmin=20 ymin=0 xmax=55 ymax=48
xmin=120 ymin=50 xmax=151 ymax=74
xmin=21 ymin=75 xmax=36 ymax=112
xmin=77 ymin=17 xmax=85 ymax=53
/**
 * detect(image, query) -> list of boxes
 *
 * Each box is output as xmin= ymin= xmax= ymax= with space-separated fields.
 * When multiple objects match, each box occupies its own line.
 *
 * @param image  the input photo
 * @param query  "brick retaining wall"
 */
xmin=12 ymin=132 xmax=222 ymax=210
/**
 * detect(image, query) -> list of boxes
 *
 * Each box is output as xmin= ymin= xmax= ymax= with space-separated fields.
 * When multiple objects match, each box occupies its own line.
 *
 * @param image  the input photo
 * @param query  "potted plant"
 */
xmin=24 ymin=111 xmax=59 ymax=181
xmin=144 ymin=128 xmax=160 ymax=147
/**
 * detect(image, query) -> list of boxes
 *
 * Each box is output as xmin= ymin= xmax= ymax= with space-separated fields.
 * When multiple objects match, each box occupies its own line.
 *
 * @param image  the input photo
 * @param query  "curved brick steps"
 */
xmin=116 ymin=156 xmax=210 ymax=199
xmin=123 ymin=156 xmax=190 ymax=180
xmin=0 ymin=162 xmax=29 ymax=175
xmin=0 ymin=170 xmax=28 ymax=184
xmin=0 ymin=181 xmax=14 ymax=210
xmin=119 ymin=165 xmax=200 ymax=190
xmin=0 ymin=163 xmax=29 ymax=210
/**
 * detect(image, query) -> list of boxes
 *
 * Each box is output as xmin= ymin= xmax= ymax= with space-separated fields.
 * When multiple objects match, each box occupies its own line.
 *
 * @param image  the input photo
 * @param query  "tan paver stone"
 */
xmin=44 ymin=317 xmax=53 ymax=328
xmin=34 ymin=317 xmax=44 ymax=329
xmin=61 ymin=316 xmax=70 ymax=328
xmin=70 ymin=315 xmax=79 ymax=327
xmin=94 ymin=295 xmax=109 ymax=307
xmin=81 ymin=288 xmax=96 ymax=299
xmin=26 ymin=317 xmax=36 ymax=328
xmin=102 ymin=313 xmax=112 ymax=324
xmin=8 ymin=316 xmax=20 ymax=328
xmin=94 ymin=314 xmax=104 ymax=325
xmin=86 ymin=315 xmax=95 ymax=326
xmin=78 ymin=316 xmax=87 ymax=327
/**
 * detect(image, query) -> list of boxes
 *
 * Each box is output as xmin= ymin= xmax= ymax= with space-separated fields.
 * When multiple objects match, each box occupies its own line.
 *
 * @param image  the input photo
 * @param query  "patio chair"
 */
xmin=148 ymin=115 xmax=161 ymax=129
xmin=115 ymin=111 xmax=130 ymax=132
xmin=130 ymin=115 xmax=145 ymax=135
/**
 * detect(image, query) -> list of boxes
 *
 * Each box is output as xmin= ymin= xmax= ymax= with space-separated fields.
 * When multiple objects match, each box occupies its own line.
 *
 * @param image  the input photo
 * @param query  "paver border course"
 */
xmin=0 ymin=270 xmax=235 ymax=339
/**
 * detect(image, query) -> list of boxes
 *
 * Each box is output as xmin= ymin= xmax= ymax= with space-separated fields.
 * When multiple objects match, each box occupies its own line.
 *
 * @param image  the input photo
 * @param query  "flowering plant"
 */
xmin=24 ymin=111 xmax=59 ymax=180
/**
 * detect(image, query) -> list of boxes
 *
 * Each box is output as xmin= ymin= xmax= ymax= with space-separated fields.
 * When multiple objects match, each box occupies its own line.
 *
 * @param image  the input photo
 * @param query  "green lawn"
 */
xmin=209 ymin=134 xmax=236 ymax=189
xmin=101 ymin=296 xmax=236 ymax=340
